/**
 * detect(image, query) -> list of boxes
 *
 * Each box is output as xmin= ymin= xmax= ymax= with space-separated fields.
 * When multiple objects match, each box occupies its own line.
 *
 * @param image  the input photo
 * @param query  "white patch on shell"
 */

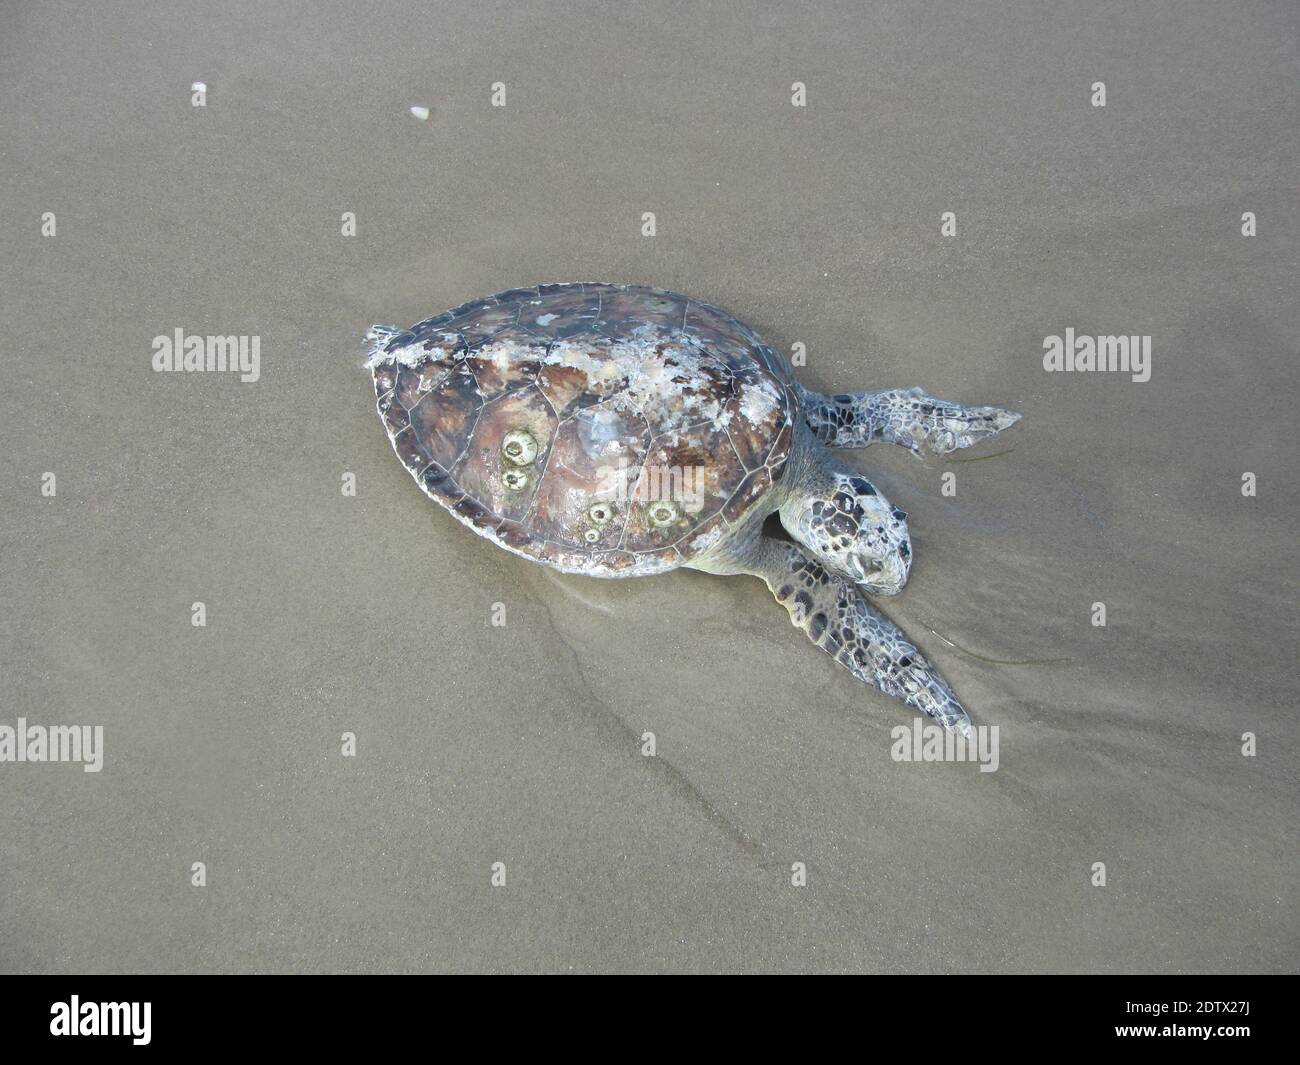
xmin=738 ymin=376 xmax=781 ymax=424
xmin=365 ymin=332 xmax=464 ymax=371
xmin=543 ymin=331 xmax=727 ymax=426
xmin=476 ymin=338 xmax=518 ymax=374
xmin=535 ymin=313 xmax=558 ymax=325
xmin=575 ymin=408 xmax=630 ymax=459
xmin=686 ymin=524 xmax=726 ymax=555
xmin=628 ymin=356 xmax=703 ymax=415
xmin=542 ymin=340 xmax=623 ymax=385
xmin=366 ymin=344 xmax=429 ymax=370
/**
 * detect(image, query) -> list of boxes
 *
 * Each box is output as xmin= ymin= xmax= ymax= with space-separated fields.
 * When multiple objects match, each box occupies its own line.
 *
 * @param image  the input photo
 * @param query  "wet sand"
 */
xmin=0 ymin=0 xmax=1295 ymax=972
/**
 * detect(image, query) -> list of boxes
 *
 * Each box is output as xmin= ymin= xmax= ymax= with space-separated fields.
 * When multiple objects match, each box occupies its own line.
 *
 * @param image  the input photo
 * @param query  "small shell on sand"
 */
xmin=409 ymin=106 xmax=430 ymax=121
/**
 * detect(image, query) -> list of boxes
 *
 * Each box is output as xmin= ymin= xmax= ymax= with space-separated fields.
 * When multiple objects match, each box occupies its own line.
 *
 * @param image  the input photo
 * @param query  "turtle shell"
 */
xmin=367 ymin=283 xmax=796 ymax=575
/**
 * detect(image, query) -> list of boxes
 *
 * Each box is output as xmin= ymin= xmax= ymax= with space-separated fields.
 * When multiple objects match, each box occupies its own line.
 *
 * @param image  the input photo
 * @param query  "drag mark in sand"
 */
xmin=921 ymin=623 xmax=1072 ymax=667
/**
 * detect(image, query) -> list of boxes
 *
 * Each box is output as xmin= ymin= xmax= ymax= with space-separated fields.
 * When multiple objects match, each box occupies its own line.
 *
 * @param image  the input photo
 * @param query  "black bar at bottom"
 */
xmin=0 ymin=975 xmax=1287 ymax=1051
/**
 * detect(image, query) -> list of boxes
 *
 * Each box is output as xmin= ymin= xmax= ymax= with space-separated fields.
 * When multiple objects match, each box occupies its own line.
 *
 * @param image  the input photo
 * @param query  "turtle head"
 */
xmin=780 ymin=471 xmax=912 ymax=596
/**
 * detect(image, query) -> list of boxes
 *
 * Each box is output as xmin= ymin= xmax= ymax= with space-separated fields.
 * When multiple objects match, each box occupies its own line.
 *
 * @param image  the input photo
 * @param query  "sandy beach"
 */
xmin=0 ymin=0 xmax=1295 ymax=972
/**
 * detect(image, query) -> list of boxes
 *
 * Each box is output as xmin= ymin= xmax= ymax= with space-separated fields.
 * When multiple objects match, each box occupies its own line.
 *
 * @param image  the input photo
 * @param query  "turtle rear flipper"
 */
xmin=361 ymin=324 xmax=410 ymax=368
xmin=803 ymin=384 xmax=1020 ymax=455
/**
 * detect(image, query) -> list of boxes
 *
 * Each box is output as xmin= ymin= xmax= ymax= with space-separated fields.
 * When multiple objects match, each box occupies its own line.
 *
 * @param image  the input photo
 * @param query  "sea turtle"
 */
xmin=363 ymin=283 xmax=1020 ymax=735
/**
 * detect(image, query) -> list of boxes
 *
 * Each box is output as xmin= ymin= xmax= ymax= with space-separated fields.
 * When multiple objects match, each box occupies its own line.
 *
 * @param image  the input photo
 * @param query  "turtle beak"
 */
xmin=855 ymin=554 xmax=908 ymax=597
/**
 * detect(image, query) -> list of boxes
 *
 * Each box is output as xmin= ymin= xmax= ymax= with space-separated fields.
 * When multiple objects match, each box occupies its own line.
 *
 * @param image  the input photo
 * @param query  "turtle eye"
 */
xmin=501 ymin=429 xmax=537 ymax=466
xmin=502 ymin=468 xmax=530 ymax=491
xmin=588 ymin=503 xmax=614 ymax=525
xmin=647 ymin=500 xmax=681 ymax=528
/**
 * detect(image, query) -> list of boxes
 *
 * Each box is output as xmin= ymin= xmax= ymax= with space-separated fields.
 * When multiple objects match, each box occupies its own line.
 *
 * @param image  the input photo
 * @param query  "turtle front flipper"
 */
xmin=749 ymin=536 xmax=970 ymax=735
xmin=803 ymin=385 xmax=1020 ymax=456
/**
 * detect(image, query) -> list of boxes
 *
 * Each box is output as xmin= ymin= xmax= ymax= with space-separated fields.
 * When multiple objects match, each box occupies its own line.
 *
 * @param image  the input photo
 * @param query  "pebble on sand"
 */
xmin=409 ymin=106 xmax=430 ymax=121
